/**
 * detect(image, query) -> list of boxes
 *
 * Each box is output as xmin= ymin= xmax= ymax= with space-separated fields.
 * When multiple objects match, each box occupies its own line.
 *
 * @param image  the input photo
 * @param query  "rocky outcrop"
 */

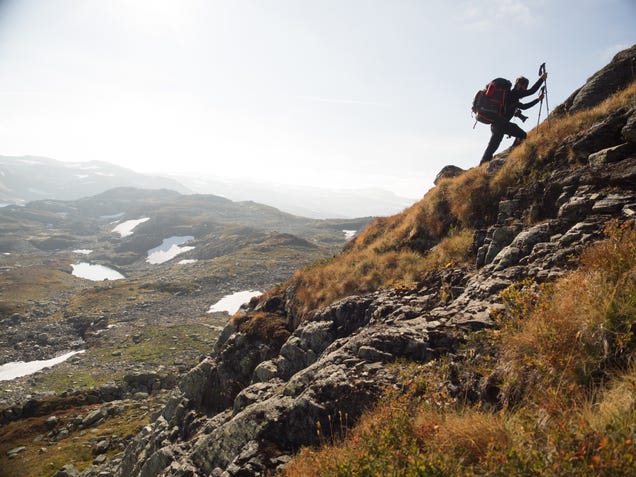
xmin=553 ymin=44 xmax=636 ymax=116
xmin=75 ymin=46 xmax=636 ymax=477
xmin=434 ymin=165 xmax=465 ymax=185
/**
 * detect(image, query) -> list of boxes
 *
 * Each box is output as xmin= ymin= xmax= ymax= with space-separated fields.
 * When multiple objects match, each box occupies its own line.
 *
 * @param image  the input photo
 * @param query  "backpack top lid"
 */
xmin=485 ymin=78 xmax=512 ymax=94
xmin=489 ymin=78 xmax=512 ymax=88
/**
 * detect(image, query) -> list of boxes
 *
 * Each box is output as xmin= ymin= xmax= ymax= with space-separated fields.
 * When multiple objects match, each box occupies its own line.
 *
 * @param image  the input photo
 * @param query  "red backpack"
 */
xmin=472 ymin=78 xmax=511 ymax=125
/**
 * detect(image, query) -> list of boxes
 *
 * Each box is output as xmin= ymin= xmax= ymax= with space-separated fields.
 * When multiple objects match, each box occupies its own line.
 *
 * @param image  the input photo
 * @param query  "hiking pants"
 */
xmin=480 ymin=120 xmax=526 ymax=164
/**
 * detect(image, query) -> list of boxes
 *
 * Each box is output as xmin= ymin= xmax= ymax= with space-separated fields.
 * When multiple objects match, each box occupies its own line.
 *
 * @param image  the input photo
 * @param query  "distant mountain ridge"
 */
xmin=174 ymin=175 xmax=416 ymax=219
xmin=0 ymin=155 xmax=416 ymax=218
xmin=0 ymin=155 xmax=191 ymax=204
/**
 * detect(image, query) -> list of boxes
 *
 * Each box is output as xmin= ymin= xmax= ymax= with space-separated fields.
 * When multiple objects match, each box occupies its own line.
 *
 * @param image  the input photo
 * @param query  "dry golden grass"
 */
xmin=417 ymin=407 xmax=513 ymax=466
xmin=444 ymin=168 xmax=496 ymax=227
xmin=290 ymin=228 xmax=474 ymax=317
xmin=231 ymin=310 xmax=291 ymax=347
xmin=284 ymin=384 xmax=516 ymax=477
xmin=499 ymin=222 xmax=636 ymax=409
xmin=582 ymin=365 xmax=636 ymax=435
xmin=502 ymin=224 xmax=636 ymax=401
xmin=282 ymin=184 xmax=480 ymax=318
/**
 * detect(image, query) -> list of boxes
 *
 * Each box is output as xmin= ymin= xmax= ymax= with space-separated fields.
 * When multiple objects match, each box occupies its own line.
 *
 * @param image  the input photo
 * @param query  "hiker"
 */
xmin=480 ymin=72 xmax=547 ymax=164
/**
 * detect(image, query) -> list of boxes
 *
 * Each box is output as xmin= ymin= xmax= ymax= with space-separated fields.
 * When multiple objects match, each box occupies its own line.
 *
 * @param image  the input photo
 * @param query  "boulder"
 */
xmin=570 ymin=109 xmax=628 ymax=158
xmin=45 ymin=415 xmax=59 ymax=430
xmin=82 ymin=408 xmax=105 ymax=428
xmin=434 ymin=165 xmax=464 ymax=185
xmin=588 ymin=142 xmax=634 ymax=167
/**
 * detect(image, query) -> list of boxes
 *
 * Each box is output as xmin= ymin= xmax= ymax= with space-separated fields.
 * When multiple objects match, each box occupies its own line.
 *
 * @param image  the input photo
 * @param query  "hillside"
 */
xmin=1 ymin=45 xmax=635 ymax=477
xmin=0 ymin=188 xmax=366 ymax=415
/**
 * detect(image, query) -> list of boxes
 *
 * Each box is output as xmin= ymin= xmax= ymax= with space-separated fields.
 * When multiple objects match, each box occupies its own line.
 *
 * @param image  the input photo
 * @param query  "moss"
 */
xmin=233 ymin=311 xmax=291 ymax=349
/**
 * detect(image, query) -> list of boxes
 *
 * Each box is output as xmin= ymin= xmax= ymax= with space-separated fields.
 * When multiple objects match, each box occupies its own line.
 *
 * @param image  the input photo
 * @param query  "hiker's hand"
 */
xmin=539 ymin=91 xmax=545 ymax=100
xmin=540 ymin=72 xmax=548 ymax=82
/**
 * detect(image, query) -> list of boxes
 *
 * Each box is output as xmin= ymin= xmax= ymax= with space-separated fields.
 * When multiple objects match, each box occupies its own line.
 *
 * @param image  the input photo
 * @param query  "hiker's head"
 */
xmin=514 ymin=76 xmax=529 ymax=91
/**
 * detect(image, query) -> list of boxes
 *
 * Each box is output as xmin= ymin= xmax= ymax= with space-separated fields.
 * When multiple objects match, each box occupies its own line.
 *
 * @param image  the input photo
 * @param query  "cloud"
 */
xmin=460 ymin=0 xmax=537 ymax=31
xmin=498 ymin=0 xmax=534 ymax=23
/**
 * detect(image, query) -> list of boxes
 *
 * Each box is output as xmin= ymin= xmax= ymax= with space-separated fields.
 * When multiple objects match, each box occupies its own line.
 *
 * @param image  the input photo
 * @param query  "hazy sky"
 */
xmin=0 ymin=0 xmax=634 ymax=199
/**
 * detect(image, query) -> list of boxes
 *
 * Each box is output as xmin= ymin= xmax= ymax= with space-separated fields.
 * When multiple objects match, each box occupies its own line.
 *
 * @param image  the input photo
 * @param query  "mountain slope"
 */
xmin=2 ymin=46 xmax=634 ymax=477
xmin=0 ymin=186 xmax=370 ymax=257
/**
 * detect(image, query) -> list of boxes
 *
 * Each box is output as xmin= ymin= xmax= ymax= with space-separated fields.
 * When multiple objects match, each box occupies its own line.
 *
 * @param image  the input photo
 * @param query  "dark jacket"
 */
xmin=503 ymin=77 xmax=544 ymax=120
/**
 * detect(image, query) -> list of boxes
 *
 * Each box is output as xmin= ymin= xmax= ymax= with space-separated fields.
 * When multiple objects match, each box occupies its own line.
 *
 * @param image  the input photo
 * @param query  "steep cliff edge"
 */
xmin=96 ymin=46 xmax=635 ymax=477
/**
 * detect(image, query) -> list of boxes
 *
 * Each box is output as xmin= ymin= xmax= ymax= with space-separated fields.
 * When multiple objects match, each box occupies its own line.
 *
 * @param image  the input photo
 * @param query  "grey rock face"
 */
xmin=622 ymin=108 xmax=636 ymax=143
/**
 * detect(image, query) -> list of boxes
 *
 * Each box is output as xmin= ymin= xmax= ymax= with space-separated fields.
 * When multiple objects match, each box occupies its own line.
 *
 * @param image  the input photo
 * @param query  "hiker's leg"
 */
xmin=481 ymin=124 xmax=505 ymax=164
xmin=503 ymin=123 xmax=527 ymax=146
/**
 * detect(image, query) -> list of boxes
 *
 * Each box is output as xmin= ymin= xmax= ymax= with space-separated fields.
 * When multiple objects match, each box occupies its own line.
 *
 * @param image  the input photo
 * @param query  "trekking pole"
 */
xmin=537 ymin=85 xmax=544 ymax=129
xmin=538 ymin=63 xmax=550 ymax=125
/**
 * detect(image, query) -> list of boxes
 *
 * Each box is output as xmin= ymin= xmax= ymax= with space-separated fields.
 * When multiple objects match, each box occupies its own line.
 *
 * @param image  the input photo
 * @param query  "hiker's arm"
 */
xmin=519 ymin=87 xmax=545 ymax=110
xmin=522 ymin=73 xmax=547 ymax=97
xmin=518 ymin=96 xmax=542 ymax=110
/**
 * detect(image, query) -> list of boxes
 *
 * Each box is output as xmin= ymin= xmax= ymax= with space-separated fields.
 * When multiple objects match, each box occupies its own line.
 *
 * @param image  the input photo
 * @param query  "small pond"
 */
xmin=146 ymin=236 xmax=195 ymax=264
xmin=71 ymin=263 xmax=125 ymax=281
xmin=112 ymin=217 xmax=150 ymax=237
